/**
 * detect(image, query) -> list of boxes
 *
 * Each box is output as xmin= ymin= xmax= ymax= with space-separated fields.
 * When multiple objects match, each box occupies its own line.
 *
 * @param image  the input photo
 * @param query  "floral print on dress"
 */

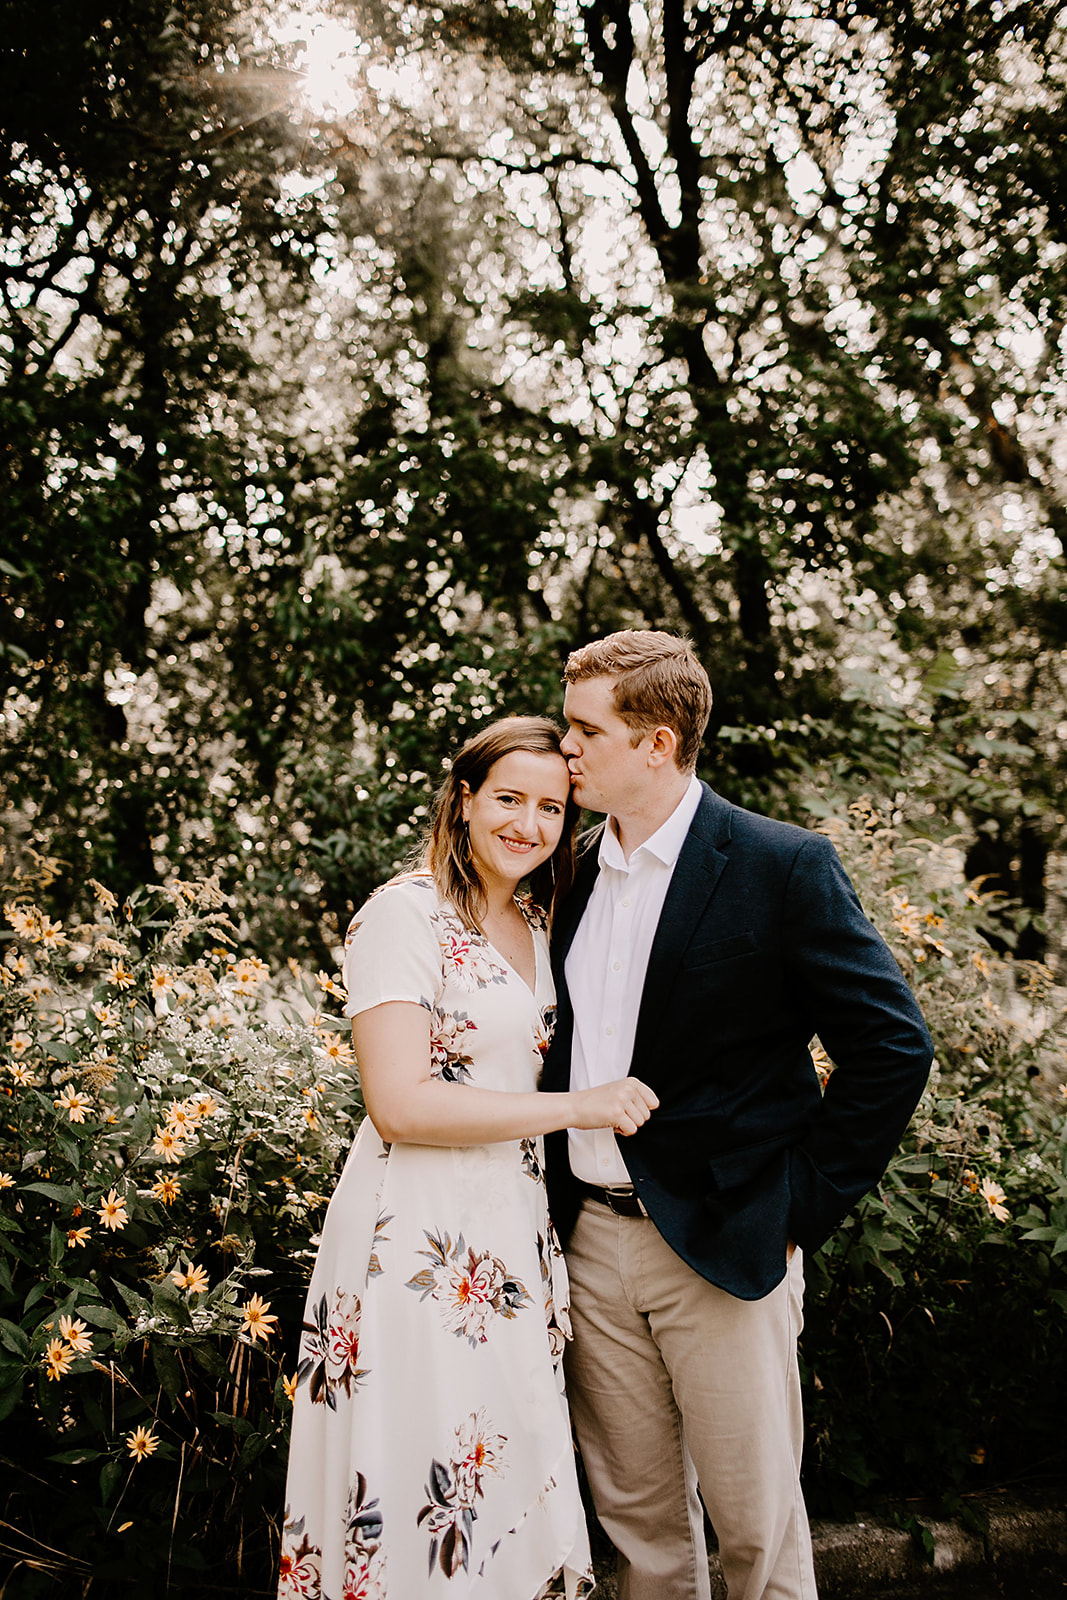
xmin=340 ymin=1473 xmax=387 ymax=1600
xmin=535 ymin=1227 xmax=571 ymax=1365
xmin=279 ymin=1510 xmax=322 ymax=1598
xmin=429 ymin=904 xmax=510 ymax=991
xmin=427 ymin=1003 xmax=477 ymax=1084
xmin=520 ymin=1137 xmax=544 ymax=1183
xmin=417 ymin=1409 xmax=507 ymax=1579
xmin=406 ymin=1230 xmax=531 ymax=1347
xmin=366 ymin=1212 xmax=392 ymax=1280
xmin=297 ymin=1288 xmax=368 ymax=1408
xmin=535 ymin=1003 xmax=556 ymax=1064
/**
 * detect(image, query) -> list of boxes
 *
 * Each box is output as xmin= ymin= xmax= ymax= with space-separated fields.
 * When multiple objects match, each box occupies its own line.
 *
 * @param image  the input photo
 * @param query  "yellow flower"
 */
xmin=164 ymin=1101 xmax=195 ymax=1133
xmin=228 ymin=956 xmax=268 ymax=994
xmin=303 ymin=1107 xmax=318 ymax=1130
xmin=240 ymin=1293 xmax=279 ymax=1343
xmin=282 ymin=1372 xmax=297 ymax=1404
xmin=97 ymin=1189 xmax=129 ymax=1231
xmin=192 ymin=1094 xmax=218 ymax=1119
xmin=0 ymin=1173 xmax=15 ymax=1190
xmin=126 ymin=1425 xmax=159 ymax=1461
xmin=59 ymin=1315 xmax=93 ymax=1355
xmin=320 ymin=1036 xmax=355 ymax=1068
xmin=961 ymin=1169 xmax=979 ymax=1194
xmin=34 ymin=914 xmax=66 ymax=949
xmin=105 ymin=960 xmax=136 ymax=989
xmin=10 ymin=1031 xmax=32 ymax=1056
xmin=8 ymin=1064 xmax=35 ymax=1086
xmin=316 ymin=970 xmax=347 ymax=1000
xmin=4 ymin=902 xmax=38 ymax=938
xmin=54 ymin=1084 xmax=93 ymax=1123
xmin=91 ymin=1001 xmax=121 ymax=1027
xmin=89 ymin=879 xmax=119 ymax=913
xmin=151 ymin=1128 xmax=186 ymax=1164
xmin=149 ymin=1177 xmax=181 ymax=1205
xmin=43 ymin=1338 xmax=73 ymax=1381
xmin=171 ymin=1262 xmax=209 ymax=1294
xmin=979 ymin=1178 xmax=1010 ymax=1223
xmin=68 ymin=1225 xmax=92 ymax=1247
xmin=150 ymin=967 xmax=174 ymax=995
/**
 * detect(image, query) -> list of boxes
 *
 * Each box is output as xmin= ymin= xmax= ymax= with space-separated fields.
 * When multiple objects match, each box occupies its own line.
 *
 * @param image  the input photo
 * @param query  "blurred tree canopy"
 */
xmin=2 ymin=0 xmax=1066 ymax=963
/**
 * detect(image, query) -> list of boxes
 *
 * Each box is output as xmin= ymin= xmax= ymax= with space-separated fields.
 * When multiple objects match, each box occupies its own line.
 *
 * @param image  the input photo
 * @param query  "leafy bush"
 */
xmin=800 ymin=797 xmax=1067 ymax=1513
xmin=0 ymin=850 xmax=359 ymax=1596
xmin=2 ymin=798 xmax=1066 ymax=1593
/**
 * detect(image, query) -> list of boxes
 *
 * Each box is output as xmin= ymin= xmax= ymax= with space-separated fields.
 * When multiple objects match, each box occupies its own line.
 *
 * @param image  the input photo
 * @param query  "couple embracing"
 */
xmin=279 ymin=630 xmax=932 ymax=1600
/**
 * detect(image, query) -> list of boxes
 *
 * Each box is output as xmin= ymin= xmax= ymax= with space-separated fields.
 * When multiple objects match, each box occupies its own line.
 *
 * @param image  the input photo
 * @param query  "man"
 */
xmin=541 ymin=630 xmax=933 ymax=1600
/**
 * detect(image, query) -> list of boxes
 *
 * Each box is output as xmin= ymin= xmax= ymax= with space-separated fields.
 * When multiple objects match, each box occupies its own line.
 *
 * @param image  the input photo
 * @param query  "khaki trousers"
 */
xmin=563 ymin=1201 xmax=817 ymax=1600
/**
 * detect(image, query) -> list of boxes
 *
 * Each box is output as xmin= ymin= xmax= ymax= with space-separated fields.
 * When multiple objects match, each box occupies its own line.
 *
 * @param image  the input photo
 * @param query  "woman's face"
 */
xmin=461 ymin=749 xmax=571 ymax=895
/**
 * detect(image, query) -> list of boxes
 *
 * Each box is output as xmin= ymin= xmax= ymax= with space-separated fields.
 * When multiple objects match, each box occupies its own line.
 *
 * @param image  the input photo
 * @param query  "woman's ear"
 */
xmin=460 ymin=780 xmax=472 ymax=822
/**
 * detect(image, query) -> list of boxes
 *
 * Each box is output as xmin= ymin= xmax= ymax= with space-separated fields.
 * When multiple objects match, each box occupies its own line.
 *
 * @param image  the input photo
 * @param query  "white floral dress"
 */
xmin=279 ymin=876 xmax=594 ymax=1600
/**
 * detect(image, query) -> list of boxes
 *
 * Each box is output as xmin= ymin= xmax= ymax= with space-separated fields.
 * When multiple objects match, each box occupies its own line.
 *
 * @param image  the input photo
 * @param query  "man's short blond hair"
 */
xmin=564 ymin=630 xmax=713 ymax=772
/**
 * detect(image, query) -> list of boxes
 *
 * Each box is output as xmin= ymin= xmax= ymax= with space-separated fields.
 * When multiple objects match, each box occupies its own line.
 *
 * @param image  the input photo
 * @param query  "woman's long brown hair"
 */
xmin=420 ymin=716 xmax=579 ymax=932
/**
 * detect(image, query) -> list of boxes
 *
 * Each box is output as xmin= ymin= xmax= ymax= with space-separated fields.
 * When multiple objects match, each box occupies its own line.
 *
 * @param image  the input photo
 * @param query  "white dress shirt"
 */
xmin=566 ymin=775 xmax=703 ymax=1185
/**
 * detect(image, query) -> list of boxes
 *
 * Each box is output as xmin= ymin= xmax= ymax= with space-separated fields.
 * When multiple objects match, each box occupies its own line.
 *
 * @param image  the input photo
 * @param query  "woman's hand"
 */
xmin=573 ymin=1077 xmax=659 ymax=1137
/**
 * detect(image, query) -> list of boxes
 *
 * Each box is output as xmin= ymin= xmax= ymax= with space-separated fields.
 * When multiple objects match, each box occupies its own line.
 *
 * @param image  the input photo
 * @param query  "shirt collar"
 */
xmin=599 ymin=774 xmax=703 ymax=872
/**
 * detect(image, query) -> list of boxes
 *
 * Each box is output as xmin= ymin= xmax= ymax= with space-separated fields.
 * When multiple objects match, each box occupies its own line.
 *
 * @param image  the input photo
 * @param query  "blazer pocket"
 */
xmin=686 ymin=930 xmax=757 ymax=968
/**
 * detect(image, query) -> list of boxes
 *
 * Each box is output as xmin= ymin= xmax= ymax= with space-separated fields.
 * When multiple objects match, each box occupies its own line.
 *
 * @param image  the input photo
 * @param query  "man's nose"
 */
xmin=560 ymin=731 xmax=578 ymax=758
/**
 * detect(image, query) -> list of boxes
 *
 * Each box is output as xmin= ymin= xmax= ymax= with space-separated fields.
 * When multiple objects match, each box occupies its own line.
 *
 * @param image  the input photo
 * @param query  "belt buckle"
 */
xmin=603 ymin=1186 xmax=636 ymax=1215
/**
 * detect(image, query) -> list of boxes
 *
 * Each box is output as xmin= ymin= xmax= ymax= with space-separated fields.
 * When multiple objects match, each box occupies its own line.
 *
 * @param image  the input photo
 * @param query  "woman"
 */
xmin=279 ymin=717 xmax=658 ymax=1600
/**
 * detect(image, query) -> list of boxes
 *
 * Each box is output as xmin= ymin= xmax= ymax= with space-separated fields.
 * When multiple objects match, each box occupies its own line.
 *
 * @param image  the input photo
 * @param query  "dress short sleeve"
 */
xmin=342 ymin=878 xmax=443 ymax=1019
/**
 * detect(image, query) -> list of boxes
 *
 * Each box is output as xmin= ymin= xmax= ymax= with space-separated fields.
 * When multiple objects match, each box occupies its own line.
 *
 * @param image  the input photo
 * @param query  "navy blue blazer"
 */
xmin=542 ymin=784 xmax=933 ymax=1301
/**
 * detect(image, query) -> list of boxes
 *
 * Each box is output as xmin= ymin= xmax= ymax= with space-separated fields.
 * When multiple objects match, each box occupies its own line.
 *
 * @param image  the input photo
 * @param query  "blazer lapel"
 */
xmin=551 ymin=823 xmax=604 ymax=983
xmin=630 ymin=785 xmax=732 ymax=1075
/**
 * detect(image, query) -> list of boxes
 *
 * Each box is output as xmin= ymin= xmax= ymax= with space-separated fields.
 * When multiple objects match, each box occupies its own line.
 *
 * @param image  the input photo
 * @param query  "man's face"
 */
xmin=561 ymin=676 xmax=651 ymax=815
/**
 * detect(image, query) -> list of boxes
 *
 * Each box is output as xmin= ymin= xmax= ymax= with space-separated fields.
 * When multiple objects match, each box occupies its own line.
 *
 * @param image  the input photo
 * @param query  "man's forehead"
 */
xmin=564 ymin=676 xmax=618 ymax=719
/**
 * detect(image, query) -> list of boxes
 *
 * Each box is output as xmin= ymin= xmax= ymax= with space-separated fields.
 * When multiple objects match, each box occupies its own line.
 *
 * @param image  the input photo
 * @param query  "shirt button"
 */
xmin=621 ymin=897 xmax=631 ymax=908
xmin=604 ymin=1025 xmax=614 ymax=1036
xmin=612 ymin=960 xmax=622 ymax=972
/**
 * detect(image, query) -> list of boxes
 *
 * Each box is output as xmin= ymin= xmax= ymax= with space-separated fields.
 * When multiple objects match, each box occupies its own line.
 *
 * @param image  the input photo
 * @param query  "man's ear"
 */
xmin=647 ymin=726 xmax=679 ymax=768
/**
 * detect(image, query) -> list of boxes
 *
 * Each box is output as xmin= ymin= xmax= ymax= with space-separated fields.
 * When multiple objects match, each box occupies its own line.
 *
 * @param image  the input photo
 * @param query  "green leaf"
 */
xmin=0 ymin=1373 xmax=25 ymax=1423
xmin=99 ymin=1458 xmax=125 ymax=1506
xmin=23 ymin=1283 xmax=46 ymax=1314
xmin=0 ymin=1318 xmax=30 ymax=1357
xmin=76 ymin=1303 xmax=126 ymax=1332
xmin=152 ymin=1341 xmax=184 ymax=1403
xmin=22 ymin=1182 xmax=81 ymax=1204
xmin=50 ymin=1223 xmax=66 ymax=1268
xmin=49 ymin=1447 xmax=104 ymax=1464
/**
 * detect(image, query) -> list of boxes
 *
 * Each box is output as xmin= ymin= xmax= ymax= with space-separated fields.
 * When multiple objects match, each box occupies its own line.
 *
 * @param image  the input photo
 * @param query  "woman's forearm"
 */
xmin=351 ymin=1002 xmax=657 ymax=1147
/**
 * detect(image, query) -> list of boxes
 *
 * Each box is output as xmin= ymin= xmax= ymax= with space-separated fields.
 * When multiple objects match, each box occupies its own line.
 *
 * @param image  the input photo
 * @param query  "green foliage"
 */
xmin=0 ymin=849 xmax=358 ymax=1594
xmin=798 ymin=796 xmax=1067 ymax=1511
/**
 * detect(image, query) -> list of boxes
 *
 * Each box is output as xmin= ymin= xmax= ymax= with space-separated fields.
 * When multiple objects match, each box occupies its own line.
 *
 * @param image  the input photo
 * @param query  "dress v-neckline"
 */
xmin=483 ymin=901 xmax=540 ymax=999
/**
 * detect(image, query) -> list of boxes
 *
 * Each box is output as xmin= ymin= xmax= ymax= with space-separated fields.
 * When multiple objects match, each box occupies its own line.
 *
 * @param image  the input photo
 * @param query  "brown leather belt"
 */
xmin=577 ymin=1181 xmax=646 ymax=1218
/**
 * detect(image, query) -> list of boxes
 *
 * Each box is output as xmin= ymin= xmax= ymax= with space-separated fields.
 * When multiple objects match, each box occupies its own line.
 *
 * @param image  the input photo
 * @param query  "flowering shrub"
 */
xmin=800 ymin=798 xmax=1067 ymax=1510
xmin=0 ymin=849 xmax=360 ymax=1595
xmin=3 ymin=800 xmax=1067 ymax=1590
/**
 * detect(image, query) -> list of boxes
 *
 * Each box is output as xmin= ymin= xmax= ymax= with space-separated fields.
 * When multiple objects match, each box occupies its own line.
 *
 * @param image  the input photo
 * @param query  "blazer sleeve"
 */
xmin=782 ymin=832 xmax=934 ymax=1253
